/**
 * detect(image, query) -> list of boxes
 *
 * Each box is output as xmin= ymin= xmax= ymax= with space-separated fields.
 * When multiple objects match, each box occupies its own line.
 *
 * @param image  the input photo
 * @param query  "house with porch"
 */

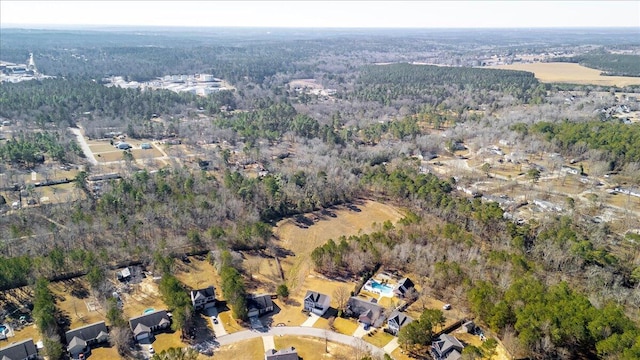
xmin=247 ymin=294 xmax=274 ymax=318
xmin=190 ymin=286 xmax=216 ymax=311
xmin=65 ymin=321 xmax=109 ymax=359
xmin=128 ymin=310 xmax=171 ymax=342
xmin=303 ymin=291 xmax=330 ymax=316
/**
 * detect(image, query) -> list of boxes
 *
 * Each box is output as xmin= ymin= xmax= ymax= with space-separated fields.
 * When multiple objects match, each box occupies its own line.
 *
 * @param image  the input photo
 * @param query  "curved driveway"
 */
xmin=216 ymin=326 xmax=389 ymax=358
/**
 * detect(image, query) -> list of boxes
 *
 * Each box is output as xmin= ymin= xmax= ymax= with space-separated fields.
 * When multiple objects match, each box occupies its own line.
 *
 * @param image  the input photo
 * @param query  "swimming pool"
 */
xmin=364 ymin=280 xmax=394 ymax=296
xmin=143 ymin=308 xmax=155 ymax=314
xmin=0 ymin=325 xmax=6 ymax=333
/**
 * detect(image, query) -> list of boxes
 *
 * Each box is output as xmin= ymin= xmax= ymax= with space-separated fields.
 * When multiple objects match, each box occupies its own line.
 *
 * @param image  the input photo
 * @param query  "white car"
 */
xmin=443 ymin=304 xmax=451 ymax=310
xmin=149 ymin=345 xmax=155 ymax=354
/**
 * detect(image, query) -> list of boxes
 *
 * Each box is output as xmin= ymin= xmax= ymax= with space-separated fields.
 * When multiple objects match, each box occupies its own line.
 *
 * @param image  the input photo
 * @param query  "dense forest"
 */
xmin=555 ymin=50 xmax=640 ymax=77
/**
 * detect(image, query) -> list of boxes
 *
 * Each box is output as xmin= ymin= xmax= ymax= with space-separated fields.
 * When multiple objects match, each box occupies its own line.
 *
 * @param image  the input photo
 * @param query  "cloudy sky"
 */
xmin=1 ymin=1 xmax=639 ymax=28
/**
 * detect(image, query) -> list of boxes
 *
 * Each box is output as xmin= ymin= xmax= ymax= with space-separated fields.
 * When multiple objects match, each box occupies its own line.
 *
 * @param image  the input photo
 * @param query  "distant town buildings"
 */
xmin=103 ymin=73 xmax=231 ymax=96
xmin=0 ymin=53 xmax=54 ymax=83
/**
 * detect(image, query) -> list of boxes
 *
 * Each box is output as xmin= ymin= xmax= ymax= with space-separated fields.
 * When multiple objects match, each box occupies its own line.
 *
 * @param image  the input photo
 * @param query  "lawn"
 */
xmin=363 ymin=329 xmax=394 ymax=348
xmin=274 ymin=335 xmax=356 ymax=359
xmin=88 ymin=345 xmax=121 ymax=360
xmin=332 ymin=317 xmax=359 ymax=335
xmin=217 ymin=310 xmax=246 ymax=334
xmin=214 ymin=337 xmax=264 ymax=360
xmin=392 ymin=346 xmax=415 ymax=360
xmin=121 ymin=277 xmax=168 ymax=319
xmin=173 ymin=256 xmax=219 ymax=291
xmin=152 ymin=331 xmax=185 ymax=353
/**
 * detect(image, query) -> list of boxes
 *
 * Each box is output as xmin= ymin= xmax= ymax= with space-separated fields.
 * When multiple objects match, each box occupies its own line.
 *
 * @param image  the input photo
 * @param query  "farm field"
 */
xmin=488 ymin=62 xmax=640 ymax=87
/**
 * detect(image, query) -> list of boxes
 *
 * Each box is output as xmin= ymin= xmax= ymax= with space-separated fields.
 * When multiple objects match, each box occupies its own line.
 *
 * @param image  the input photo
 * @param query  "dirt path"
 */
xmin=69 ymin=127 xmax=98 ymax=165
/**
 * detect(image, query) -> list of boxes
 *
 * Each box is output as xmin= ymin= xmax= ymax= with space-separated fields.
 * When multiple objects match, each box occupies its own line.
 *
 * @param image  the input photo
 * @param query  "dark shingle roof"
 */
xmin=247 ymin=294 xmax=273 ymax=311
xmin=191 ymin=286 xmax=216 ymax=301
xmin=265 ymin=347 xmax=299 ymax=360
xmin=304 ymin=290 xmax=329 ymax=304
xmin=65 ymin=321 xmax=108 ymax=344
xmin=388 ymin=310 xmax=413 ymax=328
xmin=0 ymin=338 xmax=37 ymax=360
xmin=129 ymin=310 xmax=170 ymax=333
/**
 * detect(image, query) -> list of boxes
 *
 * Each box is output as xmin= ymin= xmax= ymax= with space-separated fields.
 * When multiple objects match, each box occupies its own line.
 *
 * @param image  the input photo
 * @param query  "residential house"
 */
xmin=345 ymin=297 xmax=386 ymax=328
xmin=386 ymin=310 xmax=413 ymax=336
xmin=129 ymin=310 xmax=171 ymax=342
xmin=264 ymin=347 xmax=299 ymax=360
xmin=0 ymin=338 xmax=38 ymax=360
xmin=65 ymin=321 xmax=109 ymax=359
xmin=393 ymin=277 xmax=415 ymax=298
xmin=303 ymin=291 xmax=331 ymax=316
xmin=247 ymin=294 xmax=274 ymax=318
xmin=431 ymin=334 xmax=464 ymax=360
xmin=190 ymin=286 xmax=216 ymax=311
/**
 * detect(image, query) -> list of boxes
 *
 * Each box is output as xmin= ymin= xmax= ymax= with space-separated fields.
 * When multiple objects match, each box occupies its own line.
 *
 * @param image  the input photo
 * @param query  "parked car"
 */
xmin=443 ymin=304 xmax=451 ymax=310
xmin=149 ymin=345 xmax=155 ymax=354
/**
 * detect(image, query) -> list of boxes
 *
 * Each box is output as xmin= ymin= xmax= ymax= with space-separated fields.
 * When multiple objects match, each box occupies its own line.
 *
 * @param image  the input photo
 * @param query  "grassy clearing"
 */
xmin=173 ymin=256 xmax=219 ymax=291
xmin=392 ymin=346 xmax=415 ymax=360
xmin=50 ymin=278 xmax=107 ymax=329
xmin=270 ymin=299 xmax=309 ymax=327
xmin=214 ymin=337 xmax=264 ymax=360
xmin=363 ymin=329 xmax=394 ymax=348
xmin=274 ymin=335 xmax=355 ymax=359
xmin=121 ymin=277 xmax=167 ymax=319
xmin=489 ymin=62 xmax=640 ymax=87
xmin=276 ymin=200 xmax=404 ymax=294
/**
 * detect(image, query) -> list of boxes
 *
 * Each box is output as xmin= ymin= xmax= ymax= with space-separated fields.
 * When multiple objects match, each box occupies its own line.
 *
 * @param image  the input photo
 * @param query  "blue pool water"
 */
xmin=143 ymin=308 xmax=155 ymax=314
xmin=368 ymin=280 xmax=394 ymax=296
xmin=0 ymin=325 xmax=7 ymax=333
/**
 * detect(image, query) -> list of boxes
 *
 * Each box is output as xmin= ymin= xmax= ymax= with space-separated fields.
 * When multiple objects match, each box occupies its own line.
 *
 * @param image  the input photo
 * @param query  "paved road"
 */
xmin=216 ymin=326 xmax=388 ymax=358
xmin=69 ymin=127 xmax=98 ymax=165
xmin=203 ymin=307 xmax=227 ymax=336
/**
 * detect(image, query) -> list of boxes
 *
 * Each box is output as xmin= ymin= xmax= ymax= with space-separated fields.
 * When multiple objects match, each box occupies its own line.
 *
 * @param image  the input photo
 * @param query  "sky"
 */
xmin=1 ymin=1 xmax=639 ymax=29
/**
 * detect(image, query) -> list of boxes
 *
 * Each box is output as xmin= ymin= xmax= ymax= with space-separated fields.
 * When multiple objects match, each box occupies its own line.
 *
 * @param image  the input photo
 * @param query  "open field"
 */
xmin=87 ymin=345 xmax=121 ymax=360
xmin=488 ymin=62 xmax=640 ymax=87
xmin=276 ymin=200 xmax=404 ymax=293
xmin=121 ymin=277 xmax=167 ymax=319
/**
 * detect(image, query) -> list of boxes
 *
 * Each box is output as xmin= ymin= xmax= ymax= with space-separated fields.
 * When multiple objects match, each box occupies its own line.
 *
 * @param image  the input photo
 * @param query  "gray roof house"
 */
xmin=264 ymin=347 xmax=299 ymax=360
xmin=129 ymin=310 xmax=171 ymax=342
xmin=432 ymin=334 xmax=464 ymax=360
xmin=346 ymin=297 xmax=386 ymax=328
xmin=247 ymin=294 xmax=274 ymax=318
xmin=65 ymin=321 xmax=109 ymax=358
xmin=190 ymin=286 xmax=216 ymax=311
xmin=303 ymin=290 xmax=331 ymax=316
xmin=386 ymin=310 xmax=413 ymax=335
xmin=0 ymin=338 xmax=38 ymax=360
xmin=393 ymin=277 xmax=415 ymax=298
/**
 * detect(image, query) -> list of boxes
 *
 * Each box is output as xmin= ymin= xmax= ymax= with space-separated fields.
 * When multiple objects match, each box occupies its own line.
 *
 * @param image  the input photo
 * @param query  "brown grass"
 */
xmin=276 ymin=200 xmax=404 ymax=293
xmin=214 ymin=337 xmax=264 ymax=360
xmin=363 ymin=329 xmax=394 ymax=348
xmin=217 ymin=310 xmax=245 ymax=334
xmin=274 ymin=335 xmax=356 ymax=359
xmin=88 ymin=345 xmax=121 ymax=360
xmin=488 ymin=62 xmax=640 ymax=87
xmin=152 ymin=331 xmax=185 ymax=353
xmin=121 ymin=277 xmax=167 ymax=319
xmin=332 ymin=318 xmax=359 ymax=335
xmin=392 ymin=346 xmax=415 ymax=360
xmin=50 ymin=278 xmax=108 ymax=329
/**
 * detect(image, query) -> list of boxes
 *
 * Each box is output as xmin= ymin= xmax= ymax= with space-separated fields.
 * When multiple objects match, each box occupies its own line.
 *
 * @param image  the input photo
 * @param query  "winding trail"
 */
xmin=215 ymin=326 xmax=389 ymax=358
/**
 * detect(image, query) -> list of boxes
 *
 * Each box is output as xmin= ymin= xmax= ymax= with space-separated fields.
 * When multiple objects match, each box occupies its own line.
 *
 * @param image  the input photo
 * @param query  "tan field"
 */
xmin=276 ymin=200 xmax=405 ymax=292
xmin=50 ymin=279 xmax=107 ymax=329
xmin=214 ymin=337 xmax=264 ymax=359
xmin=489 ymin=62 xmax=640 ymax=87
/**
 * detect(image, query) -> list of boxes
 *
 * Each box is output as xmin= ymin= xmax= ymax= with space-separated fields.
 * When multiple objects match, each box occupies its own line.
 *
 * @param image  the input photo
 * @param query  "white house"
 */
xmin=303 ymin=291 xmax=331 ymax=316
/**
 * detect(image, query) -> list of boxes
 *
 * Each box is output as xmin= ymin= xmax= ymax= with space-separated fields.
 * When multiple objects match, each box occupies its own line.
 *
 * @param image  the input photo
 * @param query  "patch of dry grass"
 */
xmin=274 ymin=335 xmax=355 ymax=359
xmin=50 ymin=278 xmax=107 ymax=329
xmin=214 ymin=337 xmax=264 ymax=360
xmin=152 ymin=331 xmax=185 ymax=353
xmin=392 ymin=346 xmax=416 ymax=360
xmin=363 ymin=329 xmax=394 ymax=348
xmin=332 ymin=318 xmax=358 ymax=335
xmin=489 ymin=62 xmax=640 ymax=87
xmin=217 ymin=310 xmax=246 ymax=334
xmin=88 ymin=345 xmax=121 ymax=360
xmin=121 ymin=278 xmax=167 ymax=319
